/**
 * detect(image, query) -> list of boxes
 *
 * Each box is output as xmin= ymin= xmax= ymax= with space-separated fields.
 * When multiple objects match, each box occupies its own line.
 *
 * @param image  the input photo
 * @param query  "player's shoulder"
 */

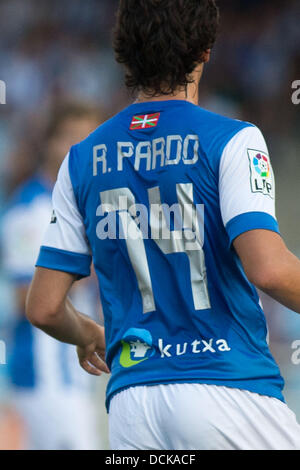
xmin=191 ymin=103 xmax=255 ymax=136
xmin=66 ymin=114 xmax=121 ymax=183
xmin=184 ymin=105 xmax=258 ymax=171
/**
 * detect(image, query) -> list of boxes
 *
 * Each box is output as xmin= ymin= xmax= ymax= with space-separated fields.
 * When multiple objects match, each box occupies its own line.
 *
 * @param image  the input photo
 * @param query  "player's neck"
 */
xmin=136 ymin=86 xmax=199 ymax=106
xmin=136 ymin=65 xmax=204 ymax=106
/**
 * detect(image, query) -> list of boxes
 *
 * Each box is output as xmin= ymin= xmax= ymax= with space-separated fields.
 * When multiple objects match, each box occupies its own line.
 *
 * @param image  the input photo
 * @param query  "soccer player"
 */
xmin=26 ymin=0 xmax=300 ymax=450
xmin=2 ymin=103 xmax=103 ymax=450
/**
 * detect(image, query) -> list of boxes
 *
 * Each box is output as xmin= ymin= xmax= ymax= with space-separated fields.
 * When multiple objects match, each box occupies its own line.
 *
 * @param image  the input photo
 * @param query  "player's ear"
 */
xmin=202 ymin=49 xmax=211 ymax=63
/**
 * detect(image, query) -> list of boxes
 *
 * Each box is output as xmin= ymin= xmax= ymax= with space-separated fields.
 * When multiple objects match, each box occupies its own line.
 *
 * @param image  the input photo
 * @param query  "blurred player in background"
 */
xmin=1 ymin=103 xmax=105 ymax=450
xmin=26 ymin=0 xmax=300 ymax=450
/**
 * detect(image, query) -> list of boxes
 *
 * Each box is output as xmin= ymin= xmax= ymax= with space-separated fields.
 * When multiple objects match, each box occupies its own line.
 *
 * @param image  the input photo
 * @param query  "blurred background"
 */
xmin=0 ymin=0 xmax=299 ymax=449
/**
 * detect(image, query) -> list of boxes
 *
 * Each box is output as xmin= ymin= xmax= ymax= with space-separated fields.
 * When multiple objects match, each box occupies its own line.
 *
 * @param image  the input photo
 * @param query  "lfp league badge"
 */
xmin=248 ymin=149 xmax=274 ymax=199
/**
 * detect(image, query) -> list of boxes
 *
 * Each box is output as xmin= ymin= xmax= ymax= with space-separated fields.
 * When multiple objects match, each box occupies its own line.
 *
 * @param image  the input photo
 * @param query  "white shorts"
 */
xmin=109 ymin=383 xmax=300 ymax=450
xmin=11 ymin=388 xmax=99 ymax=450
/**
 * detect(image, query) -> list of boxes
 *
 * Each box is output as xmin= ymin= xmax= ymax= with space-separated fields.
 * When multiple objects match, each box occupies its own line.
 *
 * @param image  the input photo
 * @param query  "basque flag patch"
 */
xmin=130 ymin=113 xmax=160 ymax=130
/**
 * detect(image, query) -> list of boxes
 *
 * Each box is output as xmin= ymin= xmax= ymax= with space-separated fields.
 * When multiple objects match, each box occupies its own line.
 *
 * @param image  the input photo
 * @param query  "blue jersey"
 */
xmin=36 ymin=100 xmax=284 ymax=409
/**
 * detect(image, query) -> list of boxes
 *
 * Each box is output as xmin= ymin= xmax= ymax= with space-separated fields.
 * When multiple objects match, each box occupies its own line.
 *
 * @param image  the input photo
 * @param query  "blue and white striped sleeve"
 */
xmin=36 ymin=153 xmax=92 ymax=279
xmin=219 ymin=126 xmax=280 ymax=246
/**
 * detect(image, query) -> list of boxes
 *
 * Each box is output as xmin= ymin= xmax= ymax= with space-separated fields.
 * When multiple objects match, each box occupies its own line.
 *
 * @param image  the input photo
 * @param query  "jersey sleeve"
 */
xmin=36 ymin=153 xmax=92 ymax=279
xmin=219 ymin=125 xmax=279 ymax=246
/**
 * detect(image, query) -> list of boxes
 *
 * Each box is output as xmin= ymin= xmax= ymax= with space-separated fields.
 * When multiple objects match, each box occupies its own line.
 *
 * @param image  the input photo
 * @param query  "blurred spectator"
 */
xmin=0 ymin=102 xmax=107 ymax=450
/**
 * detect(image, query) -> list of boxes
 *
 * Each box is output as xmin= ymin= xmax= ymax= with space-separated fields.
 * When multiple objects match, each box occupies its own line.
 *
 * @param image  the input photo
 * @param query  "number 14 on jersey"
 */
xmin=96 ymin=183 xmax=211 ymax=313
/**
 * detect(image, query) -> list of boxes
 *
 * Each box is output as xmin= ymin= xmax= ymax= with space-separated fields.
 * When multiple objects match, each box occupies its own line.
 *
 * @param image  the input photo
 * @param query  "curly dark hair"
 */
xmin=113 ymin=0 xmax=220 ymax=96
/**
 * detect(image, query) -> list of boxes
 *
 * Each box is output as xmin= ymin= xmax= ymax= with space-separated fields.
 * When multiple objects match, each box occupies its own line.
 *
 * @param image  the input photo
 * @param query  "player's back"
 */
xmin=42 ymin=100 xmax=285 ymax=409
